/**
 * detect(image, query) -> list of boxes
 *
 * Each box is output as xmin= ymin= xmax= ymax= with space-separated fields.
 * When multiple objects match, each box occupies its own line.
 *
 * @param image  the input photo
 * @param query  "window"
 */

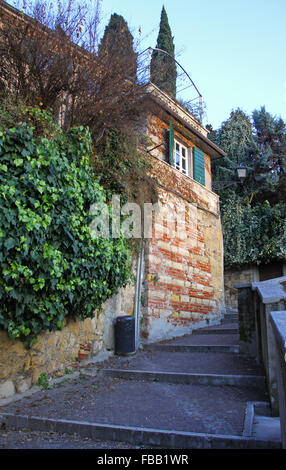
xmin=174 ymin=140 xmax=188 ymax=175
xmin=168 ymin=122 xmax=205 ymax=185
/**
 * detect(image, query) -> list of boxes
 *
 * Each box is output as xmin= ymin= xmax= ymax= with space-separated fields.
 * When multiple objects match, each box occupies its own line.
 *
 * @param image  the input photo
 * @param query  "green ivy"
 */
xmin=0 ymin=111 xmax=132 ymax=347
xmin=221 ymin=193 xmax=286 ymax=269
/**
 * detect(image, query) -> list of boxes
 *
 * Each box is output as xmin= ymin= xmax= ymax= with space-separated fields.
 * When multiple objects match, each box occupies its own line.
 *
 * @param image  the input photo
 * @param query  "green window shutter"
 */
xmin=168 ymin=121 xmax=174 ymax=166
xmin=193 ymin=147 xmax=205 ymax=185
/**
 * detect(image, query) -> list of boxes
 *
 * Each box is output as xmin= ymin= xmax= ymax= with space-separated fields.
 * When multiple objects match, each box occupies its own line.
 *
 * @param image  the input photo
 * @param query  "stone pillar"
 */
xmin=235 ymin=283 xmax=257 ymax=357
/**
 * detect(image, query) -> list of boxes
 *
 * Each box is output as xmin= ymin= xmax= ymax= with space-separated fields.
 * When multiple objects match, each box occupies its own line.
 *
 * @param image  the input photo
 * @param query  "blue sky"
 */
xmin=98 ymin=0 xmax=286 ymax=129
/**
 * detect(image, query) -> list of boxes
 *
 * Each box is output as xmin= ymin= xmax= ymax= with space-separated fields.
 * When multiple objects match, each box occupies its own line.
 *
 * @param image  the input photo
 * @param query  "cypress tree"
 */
xmin=150 ymin=6 xmax=177 ymax=98
xmin=98 ymin=13 xmax=137 ymax=80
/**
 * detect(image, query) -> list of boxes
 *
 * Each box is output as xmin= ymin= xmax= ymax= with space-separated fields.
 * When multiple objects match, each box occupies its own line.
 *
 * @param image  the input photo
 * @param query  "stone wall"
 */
xmin=0 ymin=276 xmax=137 ymax=399
xmin=224 ymin=266 xmax=259 ymax=310
xmin=140 ymin=165 xmax=224 ymax=343
xmin=0 ymin=312 xmax=104 ymax=399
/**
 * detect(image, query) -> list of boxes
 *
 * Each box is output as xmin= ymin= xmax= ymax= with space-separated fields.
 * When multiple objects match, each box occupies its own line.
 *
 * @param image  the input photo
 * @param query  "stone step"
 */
xmin=0 ymin=412 xmax=280 ymax=449
xmin=193 ymin=326 xmax=238 ymax=335
xmin=97 ymin=350 xmax=263 ymax=377
xmin=224 ymin=313 xmax=239 ymax=321
xmin=144 ymin=343 xmax=239 ymax=353
xmin=243 ymin=401 xmax=281 ymax=444
xmin=0 ymin=370 xmax=268 ymax=436
xmin=252 ymin=416 xmax=281 ymax=442
xmin=221 ymin=317 xmax=239 ymax=324
xmin=99 ymin=368 xmax=266 ymax=389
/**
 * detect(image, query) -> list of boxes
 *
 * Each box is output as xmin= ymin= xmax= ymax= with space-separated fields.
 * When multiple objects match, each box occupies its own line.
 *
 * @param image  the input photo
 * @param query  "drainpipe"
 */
xmin=134 ymin=244 xmax=144 ymax=350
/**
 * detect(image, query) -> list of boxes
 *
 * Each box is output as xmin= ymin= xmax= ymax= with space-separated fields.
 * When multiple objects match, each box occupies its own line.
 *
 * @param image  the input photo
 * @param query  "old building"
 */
xmin=137 ymin=83 xmax=226 ymax=343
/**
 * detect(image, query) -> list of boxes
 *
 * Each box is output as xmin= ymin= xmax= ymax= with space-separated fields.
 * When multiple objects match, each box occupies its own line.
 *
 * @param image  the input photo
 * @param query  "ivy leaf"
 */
xmin=14 ymin=158 xmax=24 ymax=167
xmin=4 ymin=238 xmax=16 ymax=251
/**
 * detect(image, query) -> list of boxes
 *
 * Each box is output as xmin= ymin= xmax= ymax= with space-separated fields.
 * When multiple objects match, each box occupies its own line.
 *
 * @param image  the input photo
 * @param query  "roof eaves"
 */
xmin=147 ymin=82 xmax=226 ymax=160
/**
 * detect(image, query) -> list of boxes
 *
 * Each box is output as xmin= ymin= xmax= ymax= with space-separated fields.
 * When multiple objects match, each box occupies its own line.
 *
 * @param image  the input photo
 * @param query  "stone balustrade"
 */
xmin=235 ymin=276 xmax=286 ymax=426
xmin=269 ymin=311 xmax=286 ymax=449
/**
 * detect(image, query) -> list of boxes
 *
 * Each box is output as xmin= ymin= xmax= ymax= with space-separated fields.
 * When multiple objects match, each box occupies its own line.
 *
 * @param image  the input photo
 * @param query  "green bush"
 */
xmin=221 ymin=193 xmax=286 ymax=269
xmin=0 ymin=110 xmax=132 ymax=347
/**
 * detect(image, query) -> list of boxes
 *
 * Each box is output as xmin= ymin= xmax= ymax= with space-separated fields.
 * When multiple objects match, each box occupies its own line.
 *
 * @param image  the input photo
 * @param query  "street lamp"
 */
xmin=212 ymin=164 xmax=247 ymax=191
xmin=236 ymin=164 xmax=247 ymax=183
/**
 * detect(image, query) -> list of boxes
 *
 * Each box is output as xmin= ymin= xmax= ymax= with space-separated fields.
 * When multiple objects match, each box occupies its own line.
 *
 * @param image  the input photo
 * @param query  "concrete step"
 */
xmin=224 ymin=313 xmax=239 ymax=321
xmin=99 ymin=368 xmax=266 ymax=389
xmin=221 ymin=317 xmax=239 ymax=324
xmin=144 ymin=343 xmax=239 ymax=353
xmin=193 ymin=326 xmax=238 ymax=335
xmin=243 ymin=401 xmax=281 ymax=444
xmin=0 ymin=327 xmax=279 ymax=450
xmin=0 ymin=412 xmax=280 ymax=449
xmin=0 ymin=369 xmax=274 ymax=449
xmin=144 ymin=331 xmax=240 ymax=352
xmin=96 ymin=350 xmax=264 ymax=377
xmin=252 ymin=416 xmax=281 ymax=442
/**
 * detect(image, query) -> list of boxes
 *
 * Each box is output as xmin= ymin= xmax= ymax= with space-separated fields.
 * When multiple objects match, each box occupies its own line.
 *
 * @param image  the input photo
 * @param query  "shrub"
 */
xmin=0 ymin=108 xmax=132 ymax=347
xmin=221 ymin=193 xmax=286 ymax=269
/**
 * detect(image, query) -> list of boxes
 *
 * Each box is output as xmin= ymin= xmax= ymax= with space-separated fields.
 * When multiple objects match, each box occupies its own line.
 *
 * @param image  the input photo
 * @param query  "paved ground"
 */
xmin=0 ymin=375 xmax=267 ymax=435
xmin=0 ymin=313 xmax=279 ymax=449
xmin=0 ymin=427 xmax=137 ymax=449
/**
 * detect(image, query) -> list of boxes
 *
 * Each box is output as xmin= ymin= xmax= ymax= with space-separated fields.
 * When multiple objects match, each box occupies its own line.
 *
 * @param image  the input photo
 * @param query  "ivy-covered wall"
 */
xmin=0 ymin=109 xmax=134 ymax=398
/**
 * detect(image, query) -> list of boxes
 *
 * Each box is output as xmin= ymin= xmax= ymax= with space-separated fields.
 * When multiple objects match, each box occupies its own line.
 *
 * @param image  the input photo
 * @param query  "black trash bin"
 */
xmin=114 ymin=315 xmax=135 ymax=355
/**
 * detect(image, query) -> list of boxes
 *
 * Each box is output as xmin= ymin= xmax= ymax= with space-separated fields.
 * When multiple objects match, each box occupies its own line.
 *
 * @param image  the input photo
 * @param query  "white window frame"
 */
xmin=174 ymin=139 xmax=188 ymax=175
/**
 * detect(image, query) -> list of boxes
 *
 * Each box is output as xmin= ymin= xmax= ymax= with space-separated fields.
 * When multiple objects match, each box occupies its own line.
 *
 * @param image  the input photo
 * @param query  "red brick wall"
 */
xmin=139 ymin=113 xmax=224 ymax=342
xmin=141 ymin=185 xmax=223 ymax=342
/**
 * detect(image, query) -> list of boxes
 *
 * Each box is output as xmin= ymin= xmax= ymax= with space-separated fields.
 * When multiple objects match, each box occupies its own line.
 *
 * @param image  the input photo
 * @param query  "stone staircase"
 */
xmin=0 ymin=309 xmax=282 ymax=448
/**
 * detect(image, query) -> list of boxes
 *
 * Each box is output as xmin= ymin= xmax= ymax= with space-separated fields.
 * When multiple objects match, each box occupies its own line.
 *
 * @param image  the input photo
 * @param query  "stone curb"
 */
xmin=0 ymin=412 xmax=281 ymax=449
xmin=99 ymin=369 xmax=266 ymax=389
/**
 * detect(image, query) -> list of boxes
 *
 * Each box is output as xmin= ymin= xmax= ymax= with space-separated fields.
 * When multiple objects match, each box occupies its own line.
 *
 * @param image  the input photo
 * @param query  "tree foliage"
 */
xmin=0 ymin=105 xmax=132 ymax=347
xmin=221 ymin=194 xmax=286 ymax=268
xmin=211 ymin=109 xmax=253 ymax=186
xmin=0 ymin=1 xmax=157 ymax=204
xmin=98 ymin=13 xmax=138 ymax=81
xmin=211 ymin=107 xmax=286 ymax=204
xmin=0 ymin=0 xmax=148 ymax=138
xmin=150 ymin=6 xmax=177 ymax=99
xmin=92 ymin=128 xmax=157 ymax=208
xmin=210 ymin=107 xmax=286 ymax=269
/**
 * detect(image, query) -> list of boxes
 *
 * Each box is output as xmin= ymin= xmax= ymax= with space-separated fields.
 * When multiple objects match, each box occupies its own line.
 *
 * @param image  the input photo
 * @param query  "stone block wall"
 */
xmin=0 ymin=312 xmax=104 ymax=399
xmin=224 ymin=266 xmax=259 ymax=310
xmin=0 ymin=267 xmax=137 ymax=400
